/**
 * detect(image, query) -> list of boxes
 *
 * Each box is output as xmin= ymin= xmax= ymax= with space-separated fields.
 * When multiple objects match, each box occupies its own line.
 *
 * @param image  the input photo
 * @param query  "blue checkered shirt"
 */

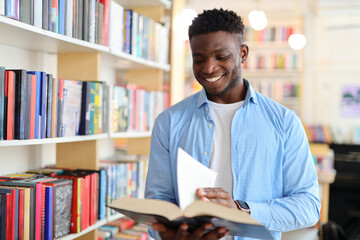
xmin=145 ymin=79 xmax=321 ymax=240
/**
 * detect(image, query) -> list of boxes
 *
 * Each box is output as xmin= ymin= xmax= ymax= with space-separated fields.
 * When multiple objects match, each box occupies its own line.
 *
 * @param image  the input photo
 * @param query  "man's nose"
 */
xmin=202 ymin=59 xmax=218 ymax=74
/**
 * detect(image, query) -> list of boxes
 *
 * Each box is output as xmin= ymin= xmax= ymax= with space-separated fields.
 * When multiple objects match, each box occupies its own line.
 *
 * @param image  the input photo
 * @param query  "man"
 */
xmin=145 ymin=8 xmax=320 ymax=240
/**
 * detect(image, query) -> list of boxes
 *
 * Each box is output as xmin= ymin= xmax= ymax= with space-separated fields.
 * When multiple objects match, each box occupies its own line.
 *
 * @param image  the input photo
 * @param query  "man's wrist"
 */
xmin=234 ymin=200 xmax=251 ymax=214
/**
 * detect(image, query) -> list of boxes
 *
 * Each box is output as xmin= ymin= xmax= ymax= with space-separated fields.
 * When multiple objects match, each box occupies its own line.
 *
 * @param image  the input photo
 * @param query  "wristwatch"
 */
xmin=234 ymin=200 xmax=251 ymax=214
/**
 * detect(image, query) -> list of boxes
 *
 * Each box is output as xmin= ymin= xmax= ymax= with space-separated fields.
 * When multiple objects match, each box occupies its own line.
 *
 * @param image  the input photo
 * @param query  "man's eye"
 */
xmin=217 ymin=55 xmax=229 ymax=61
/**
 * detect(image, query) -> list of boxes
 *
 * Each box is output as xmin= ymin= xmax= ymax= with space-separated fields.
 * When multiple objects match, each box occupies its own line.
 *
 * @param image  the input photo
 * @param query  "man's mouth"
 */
xmin=204 ymin=74 xmax=224 ymax=82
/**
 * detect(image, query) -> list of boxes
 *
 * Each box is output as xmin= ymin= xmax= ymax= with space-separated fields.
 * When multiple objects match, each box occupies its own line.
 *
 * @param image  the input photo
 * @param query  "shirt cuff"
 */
xmin=246 ymin=201 xmax=271 ymax=229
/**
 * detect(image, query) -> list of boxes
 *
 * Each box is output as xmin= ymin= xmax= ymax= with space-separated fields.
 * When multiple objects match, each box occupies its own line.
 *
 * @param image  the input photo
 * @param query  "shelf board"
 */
xmin=115 ymin=0 xmax=172 ymax=9
xmin=0 ymin=134 xmax=108 ymax=147
xmin=110 ymin=49 xmax=171 ymax=71
xmin=0 ymin=15 xmax=109 ymax=53
xmin=0 ymin=16 xmax=170 ymax=71
xmin=110 ymin=131 xmax=152 ymax=139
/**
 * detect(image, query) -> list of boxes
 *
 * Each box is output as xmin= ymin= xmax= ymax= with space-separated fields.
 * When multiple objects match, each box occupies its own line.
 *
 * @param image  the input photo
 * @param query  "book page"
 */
xmin=177 ymin=148 xmax=217 ymax=210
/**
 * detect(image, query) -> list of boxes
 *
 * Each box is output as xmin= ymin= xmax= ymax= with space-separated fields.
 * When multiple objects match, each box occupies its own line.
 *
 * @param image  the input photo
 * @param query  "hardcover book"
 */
xmin=109 ymin=197 xmax=274 ymax=240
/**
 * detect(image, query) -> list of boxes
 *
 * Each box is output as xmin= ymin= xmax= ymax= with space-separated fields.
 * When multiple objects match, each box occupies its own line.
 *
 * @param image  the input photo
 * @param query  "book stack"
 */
xmin=0 ymin=66 xmax=107 ymax=140
xmin=243 ymin=52 xmax=298 ymax=70
xmin=245 ymin=25 xmax=295 ymax=42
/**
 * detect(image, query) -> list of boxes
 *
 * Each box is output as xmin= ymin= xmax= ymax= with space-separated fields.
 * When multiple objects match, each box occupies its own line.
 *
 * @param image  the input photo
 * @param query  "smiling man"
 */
xmin=145 ymin=8 xmax=320 ymax=240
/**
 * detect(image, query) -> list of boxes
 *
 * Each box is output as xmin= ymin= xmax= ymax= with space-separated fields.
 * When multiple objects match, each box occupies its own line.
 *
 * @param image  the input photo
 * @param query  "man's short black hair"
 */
xmin=188 ymin=8 xmax=245 ymax=45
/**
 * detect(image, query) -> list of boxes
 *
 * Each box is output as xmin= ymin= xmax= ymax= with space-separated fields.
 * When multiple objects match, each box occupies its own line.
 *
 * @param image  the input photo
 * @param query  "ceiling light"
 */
xmin=248 ymin=10 xmax=268 ymax=31
xmin=288 ymin=34 xmax=307 ymax=50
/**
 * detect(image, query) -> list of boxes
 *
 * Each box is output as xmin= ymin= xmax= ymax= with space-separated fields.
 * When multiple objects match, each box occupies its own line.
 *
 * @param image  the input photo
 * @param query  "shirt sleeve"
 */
xmin=145 ymin=113 xmax=176 ymax=239
xmin=246 ymin=113 xmax=321 ymax=232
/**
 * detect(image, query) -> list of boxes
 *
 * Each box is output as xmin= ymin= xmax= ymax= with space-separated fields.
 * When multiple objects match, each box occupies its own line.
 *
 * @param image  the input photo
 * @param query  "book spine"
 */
xmin=45 ymin=74 xmax=53 ymax=138
xmin=42 ymin=0 xmax=48 ymax=29
xmin=40 ymin=72 xmax=47 ymax=139
xmin=14 ymin=70 xmax=26 ymax=140
xmin=56 ymin=79 xmax=64 ymax=137
xmin=44 ymin=186 xmax=53 ymax=240
xmin=0 ymin=67 xmax=5 ymax=140
xmin=5 ymin=70 xmax=15 ymax=140
xmin=58 ymin=0 xmax=65 ymax=35
xmin=51 ymin=78 xmax=57 ymax=138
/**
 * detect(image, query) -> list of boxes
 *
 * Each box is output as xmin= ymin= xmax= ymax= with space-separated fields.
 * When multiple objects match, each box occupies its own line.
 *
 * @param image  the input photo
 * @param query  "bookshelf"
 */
xmin=243 ymin=17 xmax=304 ymax=117
xmin=0 ymin=0 xmax=175 ymax=239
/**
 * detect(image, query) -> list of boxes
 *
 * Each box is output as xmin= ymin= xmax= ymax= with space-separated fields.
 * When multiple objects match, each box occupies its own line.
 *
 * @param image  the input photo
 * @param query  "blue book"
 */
xmin=24 ymin=73 xmax=33 ymax=139
xmin=46 ymin=74 xmax=53 ymax=138
xmin=124 ymin=9 xmax=132 ymax=54
xmin=0 ymin=67 xmax=5 ymax=140
xmin=44 ymin=186 xmax=53 ymax=240
xmin=5 ymin=0 xmax=15 ymax=18
xmin=40 ymin=72 xmax=47 ymax=139
xmin=58 ymin=0 xmax=65 ymax=35
xmin=27 ymin=71 xmax=41 ymax=139
xmin=89 ymin=82 xmax=96 ymax=135
xmin=99 ymin=169 xmax=106 ymax=220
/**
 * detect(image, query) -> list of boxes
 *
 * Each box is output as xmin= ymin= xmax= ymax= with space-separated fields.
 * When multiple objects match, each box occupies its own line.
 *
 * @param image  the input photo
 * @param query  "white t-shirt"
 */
xmin=208 ymin=100 xmax=244 ymax=240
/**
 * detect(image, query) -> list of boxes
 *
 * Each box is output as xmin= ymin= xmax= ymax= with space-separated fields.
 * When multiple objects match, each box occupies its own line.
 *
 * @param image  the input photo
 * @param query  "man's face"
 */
xmin=190 ymin=31 xmax=248 ymax=103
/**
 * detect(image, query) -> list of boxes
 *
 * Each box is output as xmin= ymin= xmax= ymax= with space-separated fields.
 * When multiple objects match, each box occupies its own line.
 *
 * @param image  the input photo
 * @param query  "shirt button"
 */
xmin=208 ymin=124 xmax=212 ymax=127
xmin=203 ymin=152 xmax=207 ymax=156
xmin=205 ymin=107 xmax=209 ymax=111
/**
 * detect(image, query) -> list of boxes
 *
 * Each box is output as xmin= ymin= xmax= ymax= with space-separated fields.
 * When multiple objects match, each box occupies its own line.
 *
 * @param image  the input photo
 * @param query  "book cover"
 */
xmin=0 ymin=193 xmax=8 ymax=239
xmin=58 ymin=0 xmax=65 ymax=35
xmin=94 ymin=82 xmax=100 ymax=134
xmin=27 ymin=71 xmax=41 ymax=139
xmin=55 ymin=175 xmax=82 ymax=233
xmin=60 ymin=80 xmax=82 ymax=136
xmin=0 ymin=66 xmax=5 ymax=140
xmin=65 ymin=0 xmax=73 ymax=37
xmin=50 ymin=77 xmax=57 ymax=138
xmin=44 ymin=186 xmax=53 ymax=240
xmin=43 ymin=178 xmax=72 ymax=238
xmin=18 ymin=188 xmax=25 ymax=240
xmin=56 ymin=78 xmax=64 ymax=137
xmin=79 ymin=81 xmax=91 ymax=135
xmin=42 ymin=0 xmax=48 ymax=30
xmin=4 ymin=70 xmax=15 ymax=140
xmin=39 ymin=72 xmax=47 ymax=139
xmin=0 ymin=187 xmax=16 ymax=240
xmin=28 ymin=73 xmax=37 ymax=139
xmin=50 ymin=0 xmax=57 ymax=33
xmin=89 ymin=0 xmax=95 ymax=43
xmin=45 ymin=74 xmax=53 ymax=138
xmin=19 ymin=0 xmax=31 ymax=24
xmin=108 ymin=0 xmax=123 ymax=52
xmin=89 ymin=81 xmax=95 ymax=134
xmin=33 ymin=0 xmax=42 ymax=28
xmin=109 ymin=197 xmax=274 ymax=240
xmin=99 ymin=0 xmax=109 ymax=46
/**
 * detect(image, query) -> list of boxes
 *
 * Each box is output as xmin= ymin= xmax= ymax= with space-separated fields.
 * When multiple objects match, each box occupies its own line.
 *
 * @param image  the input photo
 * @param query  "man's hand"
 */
xmin=197 ymin=188 xmax=238 ymax=209
xmin=152 ymin=222 xmax=228 ymax=240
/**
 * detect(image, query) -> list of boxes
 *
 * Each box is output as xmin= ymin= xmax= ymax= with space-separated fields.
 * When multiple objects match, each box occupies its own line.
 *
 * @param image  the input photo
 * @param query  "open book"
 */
xmin=108 ymin=196 xmax=274 ymax=239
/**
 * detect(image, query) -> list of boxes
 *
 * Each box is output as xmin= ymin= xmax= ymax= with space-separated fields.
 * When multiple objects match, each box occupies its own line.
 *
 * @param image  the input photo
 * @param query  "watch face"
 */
xmin=238 ymin=200 xmax=249 ymax=210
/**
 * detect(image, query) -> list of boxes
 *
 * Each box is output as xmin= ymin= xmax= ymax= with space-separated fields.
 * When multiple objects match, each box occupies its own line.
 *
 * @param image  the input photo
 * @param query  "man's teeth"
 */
xmin=205 ymin=76 xmax=222 ymax=82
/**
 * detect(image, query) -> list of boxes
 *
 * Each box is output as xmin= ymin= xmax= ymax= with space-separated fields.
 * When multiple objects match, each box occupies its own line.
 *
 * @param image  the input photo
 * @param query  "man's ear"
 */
xmin=240 ymin=44 xmax=249 ymax=63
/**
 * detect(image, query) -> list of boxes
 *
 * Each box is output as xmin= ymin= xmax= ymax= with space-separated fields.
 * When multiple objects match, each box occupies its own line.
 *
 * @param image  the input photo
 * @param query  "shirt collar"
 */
xmin=196 ymin=78 xmax=258 ymax=108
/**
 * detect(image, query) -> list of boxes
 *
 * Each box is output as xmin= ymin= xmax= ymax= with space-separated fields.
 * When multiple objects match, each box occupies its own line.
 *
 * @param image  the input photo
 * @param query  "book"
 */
xmin=0 ymin=66 xmax=5 ymax=140
xmin=109 ymin=197 xmax=274 ymax=240
xmin=4 ymin=70 xmax=15 ymax=140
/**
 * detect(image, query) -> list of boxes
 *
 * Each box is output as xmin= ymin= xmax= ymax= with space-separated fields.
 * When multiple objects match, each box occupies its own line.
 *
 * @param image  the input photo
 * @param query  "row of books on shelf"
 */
xmin=245 ymin=25 xmax=296 ymax=43
xmin=109 ymin=1 xmax=169 ymax=63
xmin=98 ymin=218 xmax=149 ymax=240
xmin=251 ymin=80 xmax=300 ymax=102
xmin=304 ymin=124 xmax=333 ymax=144
xmin=1 ymin=0 xmax=106 ymax=44
xmin=0 ymin=0 xmax=169 ymax=64
xmin=243 ymin=52 xmax=299 ymax=70
xmin=0 ymin=155 xmax=148 ymax=239
xmin=0 ymin=66 xmax=107 ymax=140
xmin=112 ymin=84 xmax=169 ymax=133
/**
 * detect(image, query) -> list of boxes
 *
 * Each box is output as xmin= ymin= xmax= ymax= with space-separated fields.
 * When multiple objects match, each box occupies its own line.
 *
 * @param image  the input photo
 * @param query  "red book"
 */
xmin=99 ymin=0 xmax=109 ymax=46
xmin=30 ymin=74 xmax=37 ymax=139
xmin=35 ymin=183 xmax=42 ymax=240
xmin=5 ymin=71 xmax=15 ymax=140
xmin=18 ymin=189 xmax=25 ymax=240
xmin=6 ymin=193 xmax=12 ymax=240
